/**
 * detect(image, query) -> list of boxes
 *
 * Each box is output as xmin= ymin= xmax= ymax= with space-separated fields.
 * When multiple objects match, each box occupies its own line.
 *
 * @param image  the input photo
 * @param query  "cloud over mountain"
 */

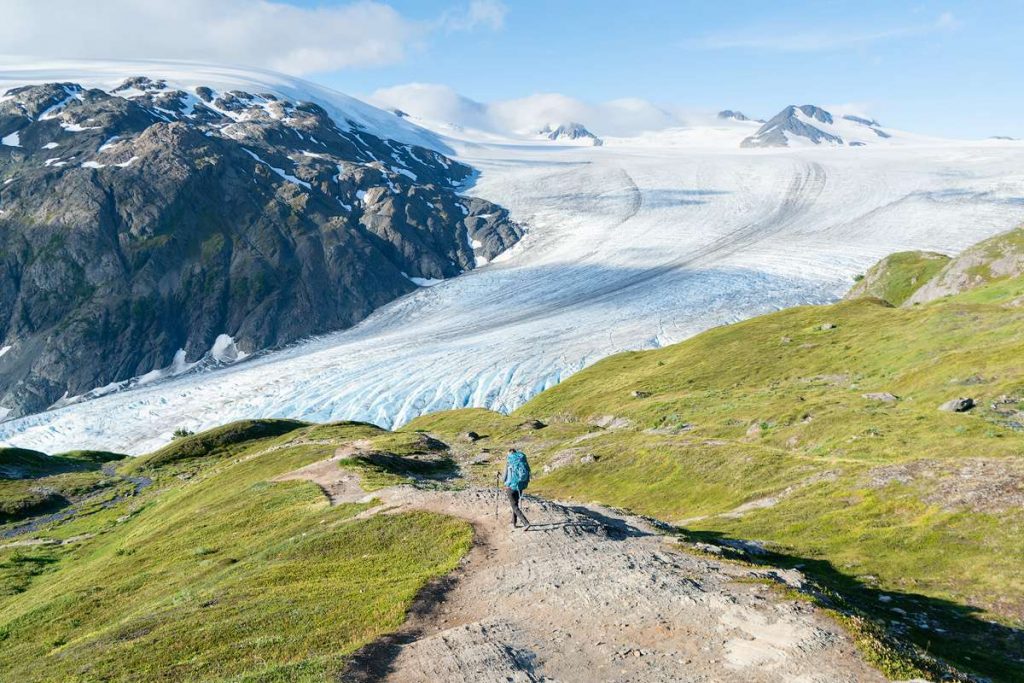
xmin=0 ymin=0 xmax=506 ymax=76
xmin=369 ymin=84 xmax=688 ymax=137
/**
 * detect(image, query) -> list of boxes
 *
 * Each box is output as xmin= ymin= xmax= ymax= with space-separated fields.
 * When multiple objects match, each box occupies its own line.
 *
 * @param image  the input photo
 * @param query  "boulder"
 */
xmin=939 ymin=397 xmax=975 ymax=413
xmin=630 ymin=390 xmax=651 ymax=399
xmin=519 ymin=419 xmax=546 ymax=430
xmin=590 ymin=415 xmax=632 ymax=430
xmin=862 ymin=392 xmax=899 ymax=403
xmin=462 ymin=431 xmax=481 ymax=443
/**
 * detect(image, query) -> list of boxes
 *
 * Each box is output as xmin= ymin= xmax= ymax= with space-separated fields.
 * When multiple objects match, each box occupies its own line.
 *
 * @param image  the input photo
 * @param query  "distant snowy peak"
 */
xmin=741 ymin=104 xmax=893 ymax=148
xmin=539 ymin=122 xmax=603 ymax=146
xmin=717 ymin=109 xmax=755 ymax=122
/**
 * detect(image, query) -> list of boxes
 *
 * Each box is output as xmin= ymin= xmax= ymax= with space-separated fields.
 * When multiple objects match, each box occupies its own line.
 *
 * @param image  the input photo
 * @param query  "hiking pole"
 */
xmin=494 ymin=471 xmax=499 ymax=519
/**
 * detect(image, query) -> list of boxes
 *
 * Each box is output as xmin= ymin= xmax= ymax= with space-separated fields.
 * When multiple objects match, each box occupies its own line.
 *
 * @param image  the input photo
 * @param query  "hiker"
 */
xmin=502 ymin=447 xmax=531 ymax=529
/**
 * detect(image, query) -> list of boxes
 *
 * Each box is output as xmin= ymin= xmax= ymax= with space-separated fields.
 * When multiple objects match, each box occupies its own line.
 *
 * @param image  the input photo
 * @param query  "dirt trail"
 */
xmin=281 ymin=454 xmax=895 ymax=683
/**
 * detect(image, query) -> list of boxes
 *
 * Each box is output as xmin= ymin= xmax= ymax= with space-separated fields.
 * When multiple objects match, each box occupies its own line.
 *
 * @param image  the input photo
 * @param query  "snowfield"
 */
xmin=2 ymin=65 xmax=1024 ymax=454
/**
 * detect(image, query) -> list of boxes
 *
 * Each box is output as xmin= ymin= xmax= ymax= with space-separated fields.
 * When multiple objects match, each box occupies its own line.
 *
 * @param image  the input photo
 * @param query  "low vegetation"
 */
xmin=0 ymin=421 xmax=472 ymax=682
xmin=408 ymin=245 xmax=1024 ymax=680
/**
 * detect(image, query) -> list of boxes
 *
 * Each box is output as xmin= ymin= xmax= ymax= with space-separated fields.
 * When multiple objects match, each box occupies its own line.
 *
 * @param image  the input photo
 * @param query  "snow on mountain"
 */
xmin=0 ymin=59 xmax=451 ymax=153
xmin=741 ymin=104 xmax=900 ymax=148
xmin=538 ymin=122 xmax=603 ymax=146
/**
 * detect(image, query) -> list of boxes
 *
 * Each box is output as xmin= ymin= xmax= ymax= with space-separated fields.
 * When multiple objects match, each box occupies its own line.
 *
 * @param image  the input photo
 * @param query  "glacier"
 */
xmin=2 ymin=64 xmax=1024 ymax=454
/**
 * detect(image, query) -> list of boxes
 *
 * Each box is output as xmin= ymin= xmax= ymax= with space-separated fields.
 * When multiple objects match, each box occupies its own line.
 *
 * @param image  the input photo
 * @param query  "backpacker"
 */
xmin=505 ymin=450 xmax=531 ymax=491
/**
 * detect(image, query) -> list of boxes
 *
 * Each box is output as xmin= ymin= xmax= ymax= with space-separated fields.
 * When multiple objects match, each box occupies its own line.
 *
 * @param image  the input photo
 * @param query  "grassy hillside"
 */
xmin=408 ymin=271 xmax=1024 ymax=680
xmin=1 ymin=447 xmax=129 ymax=525
xmin=846 ymin=250 xmax=951 ymax=305
xmin=0 ymin=421 xmax=472 ymax=682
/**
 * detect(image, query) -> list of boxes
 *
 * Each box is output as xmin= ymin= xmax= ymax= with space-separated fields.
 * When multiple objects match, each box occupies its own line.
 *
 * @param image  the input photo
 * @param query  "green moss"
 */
xmin=128 ymin=419 xmax=309 ymax=471
xmin=0 ymin=421 xmax=472 ymax=682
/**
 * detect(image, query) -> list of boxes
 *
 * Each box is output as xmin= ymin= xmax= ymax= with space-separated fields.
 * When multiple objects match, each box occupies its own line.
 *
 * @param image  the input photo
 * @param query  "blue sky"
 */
xmin=306 ymin=0 xmax=1024 ymax=138
xmin=3 ymin=0 xmax=1021 ymax=137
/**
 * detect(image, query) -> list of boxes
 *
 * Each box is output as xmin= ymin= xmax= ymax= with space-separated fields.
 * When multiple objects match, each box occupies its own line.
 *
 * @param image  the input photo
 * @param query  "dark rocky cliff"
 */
xmin=0 ymin=78 xmax=521 ymax=418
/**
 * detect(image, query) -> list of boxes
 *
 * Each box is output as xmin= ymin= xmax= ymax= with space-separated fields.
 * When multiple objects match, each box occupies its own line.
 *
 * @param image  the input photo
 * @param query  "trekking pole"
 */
xmin=494 ymin=471 xmax=499 ymax=519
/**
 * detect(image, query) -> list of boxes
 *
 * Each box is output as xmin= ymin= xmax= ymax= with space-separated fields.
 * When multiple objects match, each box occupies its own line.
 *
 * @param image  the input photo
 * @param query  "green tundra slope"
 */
xmin=845 ymin=250 xmax=951 ymax=305
xmin=408 ymin=228 xmax=1024 ymax=681
xmin=0 ymin=420 xmax=471 ymax=682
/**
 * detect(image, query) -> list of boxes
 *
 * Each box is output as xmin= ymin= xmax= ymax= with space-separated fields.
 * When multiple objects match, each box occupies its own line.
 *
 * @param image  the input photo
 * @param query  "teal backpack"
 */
xmin=505 ymin=450 xmax=531 ymax=491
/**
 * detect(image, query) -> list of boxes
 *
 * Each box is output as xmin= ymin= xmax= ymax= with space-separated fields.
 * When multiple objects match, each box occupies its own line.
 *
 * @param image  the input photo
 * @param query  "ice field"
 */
xmin=3 ymin=67 xmax=1024 ymax=453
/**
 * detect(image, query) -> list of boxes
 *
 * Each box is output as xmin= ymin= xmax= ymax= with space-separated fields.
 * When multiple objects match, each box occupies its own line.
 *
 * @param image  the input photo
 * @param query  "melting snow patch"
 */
xmin=98 ymin=136 xmax=120 ymax=152
xmin=1 ymin=132 xmax=21 ymax=147
xmin=471 ymin=239 xmax=483 ymax=249
xmin=0 ymin=345 xmax=11 ymax=358
xmin=391 ymin=165 xmax=417 ymax=181
xmin=242 ymin=148 xmax=311 ymax=190
xmin=61 ymin=122 xmax=101 ymax=132
xmin=43 ymin=157 xmax=66 ymax=167
xmin=115 ymin=156 xmax=139 ymax=168
xmin=42 ymin=142 xmax=59 ymax=150
xmin=81 ymin=161 xmax=105 ymax=169
xmin=356 ymin=189 xmax=367 ymax=203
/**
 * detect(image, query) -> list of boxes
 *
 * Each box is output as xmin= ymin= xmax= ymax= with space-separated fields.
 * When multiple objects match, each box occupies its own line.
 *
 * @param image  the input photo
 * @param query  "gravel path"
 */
xmin=281 ymin=455 xmax=892 ymax=682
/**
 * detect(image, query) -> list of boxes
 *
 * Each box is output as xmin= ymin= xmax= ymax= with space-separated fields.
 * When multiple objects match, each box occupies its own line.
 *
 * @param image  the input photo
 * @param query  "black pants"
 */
xmin=506 ymin=488 xmax=530 ymax=527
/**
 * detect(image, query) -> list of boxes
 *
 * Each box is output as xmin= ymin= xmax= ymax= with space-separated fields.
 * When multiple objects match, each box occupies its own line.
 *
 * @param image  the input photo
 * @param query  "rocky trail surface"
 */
xmin=280 ymin=450 xmax=896 ymax=682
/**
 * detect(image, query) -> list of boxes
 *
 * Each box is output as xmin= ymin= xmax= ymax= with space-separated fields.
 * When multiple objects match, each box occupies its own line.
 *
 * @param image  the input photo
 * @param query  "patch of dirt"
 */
xmin=279 ymin=447 xmax=887 ymax=682
xmin=271 ymin=440 xmax=376 ymax=505
xmin=589 ymin=415 xmax=633 ymax=430
xmin=867 ymin=458 xmax=1024 ymax=513
xmin=542 ymin=448 xmax=597 ymax=474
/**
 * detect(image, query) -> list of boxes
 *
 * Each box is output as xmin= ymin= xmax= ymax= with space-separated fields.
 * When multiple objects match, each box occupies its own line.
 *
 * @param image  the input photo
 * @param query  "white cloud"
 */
xmin=370 ymin=83 xmax=491 ymax=128
xmin=369 ymin=84 xmax=688 ymax=137
xmin=0 ymin=0 xmax=504 ymax=76
xmin=442 ymin=0 xmax=508 ymax=32
xmin=694 ymin=12 xmax=959 ymax=52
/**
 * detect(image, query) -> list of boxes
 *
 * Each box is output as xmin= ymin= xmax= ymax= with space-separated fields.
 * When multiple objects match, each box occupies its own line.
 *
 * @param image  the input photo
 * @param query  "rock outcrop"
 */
xmin=0 ymin=78 xmax=522 ymax=418
xmin=538 ymin=122 xmax=603 ymax=146
xmin=846 ymin=251 xmax=951 ymax=306
xmin=741 ymin=105 xmax=893 ymax=148
xmin=904 ymin=224 xmax=1024 ymax=305
xmin=741 ymin=105 xmax=841 ymax=148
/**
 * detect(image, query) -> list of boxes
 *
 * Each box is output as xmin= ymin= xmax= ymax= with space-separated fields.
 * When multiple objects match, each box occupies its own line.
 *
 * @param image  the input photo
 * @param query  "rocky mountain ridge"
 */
xmin=0 ymin=77 xmax=522 ymax=419
xmin=741 ymin=104 xmax=894 ymax=148
xmin=538 ymin=122 xmax=603 ymax=146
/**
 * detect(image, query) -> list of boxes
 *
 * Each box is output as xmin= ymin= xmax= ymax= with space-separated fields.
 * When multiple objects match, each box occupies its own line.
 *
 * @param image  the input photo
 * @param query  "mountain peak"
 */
xmin=539 ymin=122 xmax=603 ymax=146
xmin=717 ymin=109 xmax=752 ymax=122
xmin=741 ymin=104 xmax=892 ymax=148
